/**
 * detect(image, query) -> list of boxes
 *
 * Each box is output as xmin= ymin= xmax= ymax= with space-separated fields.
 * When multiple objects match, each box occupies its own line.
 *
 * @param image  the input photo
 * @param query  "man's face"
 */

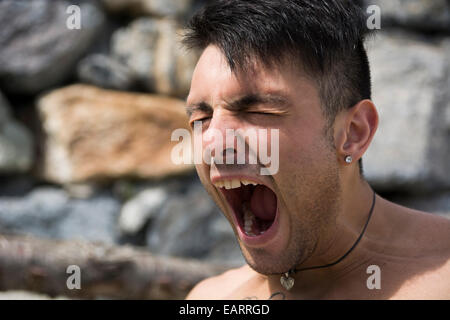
xmin=186 ymin=45 xmax=342 ymax=275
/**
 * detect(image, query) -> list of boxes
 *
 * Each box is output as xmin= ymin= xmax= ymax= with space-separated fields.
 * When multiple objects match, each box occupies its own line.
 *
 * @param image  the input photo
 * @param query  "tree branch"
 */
xmin=0 ymin=234 xmax=230 ymax=299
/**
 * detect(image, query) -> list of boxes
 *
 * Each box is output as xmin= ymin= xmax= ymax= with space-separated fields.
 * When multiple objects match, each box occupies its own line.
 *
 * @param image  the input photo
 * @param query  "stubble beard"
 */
xmin=240 ymin=157 xmax=342 ymax=276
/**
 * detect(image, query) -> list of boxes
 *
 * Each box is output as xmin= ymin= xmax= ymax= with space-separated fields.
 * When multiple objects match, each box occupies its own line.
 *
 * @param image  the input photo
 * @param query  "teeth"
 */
xmin=231 ymin=179 xmax=241 ymax=189
xmin=243 ymin=203 xmax=255 ymax=235
xmin=215 ymin=181 xmax=224 ymax=188
xmin=214 ymin=178 xmax=259 ymax=189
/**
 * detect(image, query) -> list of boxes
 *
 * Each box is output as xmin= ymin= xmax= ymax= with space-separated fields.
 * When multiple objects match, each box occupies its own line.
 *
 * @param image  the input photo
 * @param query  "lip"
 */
xmin=212 ymin=174 xmax=281 ymax=248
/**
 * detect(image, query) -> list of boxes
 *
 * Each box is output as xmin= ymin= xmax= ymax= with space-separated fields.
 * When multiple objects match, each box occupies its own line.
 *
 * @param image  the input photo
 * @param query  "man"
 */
xmin=182 ymin=0 xmax=450 ymax=299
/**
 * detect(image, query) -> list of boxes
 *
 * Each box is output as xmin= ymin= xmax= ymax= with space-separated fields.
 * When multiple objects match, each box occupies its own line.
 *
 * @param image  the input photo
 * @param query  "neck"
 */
xmin=267 ymin=175 xmax=379 ymax=296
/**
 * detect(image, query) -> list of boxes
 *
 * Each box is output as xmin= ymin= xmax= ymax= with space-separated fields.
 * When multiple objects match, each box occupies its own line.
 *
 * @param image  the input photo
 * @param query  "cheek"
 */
xmin=275 ymin=129 xmax=337 ymax=209
xmin=195 ymin=163 xmax=210 ymax=187
xmin=278 ymin=130 xmax=319 ymax=172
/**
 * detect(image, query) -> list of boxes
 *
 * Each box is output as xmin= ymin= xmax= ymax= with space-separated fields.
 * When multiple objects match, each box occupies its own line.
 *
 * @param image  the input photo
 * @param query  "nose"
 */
xmin=203 ymin=109 xmax=240 ymax=164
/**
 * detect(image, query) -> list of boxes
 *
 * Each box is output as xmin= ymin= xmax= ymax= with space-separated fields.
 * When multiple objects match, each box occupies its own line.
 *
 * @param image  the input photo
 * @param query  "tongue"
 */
xmin=250 ymin=185 xmax=277 ymax=221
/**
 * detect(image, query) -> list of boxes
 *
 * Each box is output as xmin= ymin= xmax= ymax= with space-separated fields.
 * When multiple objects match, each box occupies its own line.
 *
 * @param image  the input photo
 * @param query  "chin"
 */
xmin=239 ymin=244 xmax=304 ymax=276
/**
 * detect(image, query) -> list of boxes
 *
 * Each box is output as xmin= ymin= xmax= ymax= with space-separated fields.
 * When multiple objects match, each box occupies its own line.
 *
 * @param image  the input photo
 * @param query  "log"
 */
xmin=0 ymin=234 xmax=231 ymax=299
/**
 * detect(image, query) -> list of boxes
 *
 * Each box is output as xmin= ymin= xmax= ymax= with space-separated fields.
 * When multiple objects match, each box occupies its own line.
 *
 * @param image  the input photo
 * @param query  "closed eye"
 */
xmin=246 ymin=110 xmax=281 ymax=116
xmin=189 ymin=117 xmax=211 ymax=128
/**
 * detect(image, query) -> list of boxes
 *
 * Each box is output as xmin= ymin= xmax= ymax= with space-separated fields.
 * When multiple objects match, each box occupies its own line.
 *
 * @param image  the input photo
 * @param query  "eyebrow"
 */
xmin=186 ymin=93 xmax=290 ymax=117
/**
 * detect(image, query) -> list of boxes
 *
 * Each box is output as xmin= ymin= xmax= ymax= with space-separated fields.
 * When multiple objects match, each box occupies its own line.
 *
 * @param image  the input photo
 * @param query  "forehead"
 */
xmin=187 ymin=45 xmax=316 ymax=105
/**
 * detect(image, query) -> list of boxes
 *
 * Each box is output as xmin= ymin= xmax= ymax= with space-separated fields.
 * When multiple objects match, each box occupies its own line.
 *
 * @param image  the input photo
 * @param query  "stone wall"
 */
xmin=0 ymin=0 xmax=449 ymax=271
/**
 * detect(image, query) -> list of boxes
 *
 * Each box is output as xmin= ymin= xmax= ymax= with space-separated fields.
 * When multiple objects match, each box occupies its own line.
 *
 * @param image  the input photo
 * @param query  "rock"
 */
xmin=119 ymin=186 xmax=169 ymax=234
xmin=364 ymin=32 xmax=450 ymax=192
xmin=362 ymin=0 xmax=450 ymax=32
xmin=143 ymin=179 xmax=244 ymax=265
xmin=111 ymin=18 xmax=199 ymax=97
xmin=101 ymin=0 xmax=194 ymax=18
xmin=0 ymin=0 xmax=105 ymax=95
xmin=77 ymin=54 xmax=137 ymax=91
xmin=117 ymin=175 xmax=196 ymax=234
xmin=56 ymin=192 xmax=120 ymax=243
xmin=0 ymin=187 xmax=120 ymax=244
xmin=0 ymin=92 xmax=34 ymax=173
xmin=37 ymin=84 xmax=194 ymax=184
xmin=0 ymin=176 xmax=35 ymax=197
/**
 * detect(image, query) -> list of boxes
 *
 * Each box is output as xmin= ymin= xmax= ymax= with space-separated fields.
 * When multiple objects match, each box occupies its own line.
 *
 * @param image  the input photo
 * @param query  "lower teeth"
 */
xmin=243 ymin=202 xmax=257 ymax=236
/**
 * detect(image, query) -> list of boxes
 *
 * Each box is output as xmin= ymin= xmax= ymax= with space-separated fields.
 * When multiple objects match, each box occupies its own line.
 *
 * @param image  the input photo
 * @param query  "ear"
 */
xmin=334 ymin=99 xmax=378 ymax=165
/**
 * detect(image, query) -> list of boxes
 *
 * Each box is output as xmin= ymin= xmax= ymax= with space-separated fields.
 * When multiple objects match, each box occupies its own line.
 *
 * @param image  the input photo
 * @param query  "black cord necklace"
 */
xmin=280 ymin=190 xmax=376 ymax=291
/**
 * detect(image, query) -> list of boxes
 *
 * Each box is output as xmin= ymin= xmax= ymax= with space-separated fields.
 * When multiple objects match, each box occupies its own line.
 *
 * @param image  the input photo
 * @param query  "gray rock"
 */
xmin=0 ymin=187 xmax=120 ymax=244
xmin=0 ymin=176 xmax=35 ymax=197
xmin=119 ymin=186 xmax=169 ymax=234
xmin=0 ymin=92 xmax=34 ymax=173
xmin=364 ymin=32 xmax=450 ymax=192
xmin=77 ymin=54 xmax=136 ymax=90
xmin=57 ymin=193 xmax=120 ymax=243
xmin=111 ymin=18 xmax=199 ymax=97
xmin=0 ymin=0 xmax=105 ymax=94
xmin=101 ymin=0 xmax=194 ymax=18
xmin=363 ymin=0 xmax=450 ymax=32
xmin=139 ymin=179 xmax=244 ymax=265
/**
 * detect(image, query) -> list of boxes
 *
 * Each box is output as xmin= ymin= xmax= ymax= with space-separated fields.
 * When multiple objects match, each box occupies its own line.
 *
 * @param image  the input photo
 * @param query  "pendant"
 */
xmin=280 ymin=272 xmax=295 ymax=290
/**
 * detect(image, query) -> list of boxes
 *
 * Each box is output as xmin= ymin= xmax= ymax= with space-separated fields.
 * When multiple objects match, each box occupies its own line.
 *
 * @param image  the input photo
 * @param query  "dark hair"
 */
xmin=183 ymin=0 xmax=371 ymax=172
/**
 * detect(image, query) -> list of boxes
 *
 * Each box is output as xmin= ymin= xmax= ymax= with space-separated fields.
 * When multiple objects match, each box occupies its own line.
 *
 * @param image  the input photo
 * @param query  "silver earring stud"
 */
xmin=345 ymin=155 xmax=353 ymax=164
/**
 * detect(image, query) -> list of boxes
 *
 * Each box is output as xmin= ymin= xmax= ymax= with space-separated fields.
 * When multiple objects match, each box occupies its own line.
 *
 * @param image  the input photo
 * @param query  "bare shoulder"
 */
xmin=406 ymin=207 xmax=450 ymax=246
xmin=389 ymin=204 xmax=450 ymax=298
xmin=185 ymin=265 xmax=253 ymax=300
xmin=387 ymin=198 xmax=450 ymax=248
xmin=391 ymin=257 xmax=450 ymax=299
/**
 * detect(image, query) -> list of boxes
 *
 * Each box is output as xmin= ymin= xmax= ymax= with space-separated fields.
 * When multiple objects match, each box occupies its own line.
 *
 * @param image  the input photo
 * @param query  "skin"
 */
xmin=184 ymin=45 xmax=450 ymax=300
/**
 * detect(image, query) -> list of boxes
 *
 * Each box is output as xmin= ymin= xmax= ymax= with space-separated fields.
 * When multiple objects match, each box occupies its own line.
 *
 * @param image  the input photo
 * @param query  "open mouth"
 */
xmin=213 ymin=178 xmax=278 ymax=238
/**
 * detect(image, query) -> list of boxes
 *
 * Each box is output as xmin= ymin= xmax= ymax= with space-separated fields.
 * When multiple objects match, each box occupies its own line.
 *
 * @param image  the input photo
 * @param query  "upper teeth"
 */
xmin=213 ymin=179 xmax=259 ymax=189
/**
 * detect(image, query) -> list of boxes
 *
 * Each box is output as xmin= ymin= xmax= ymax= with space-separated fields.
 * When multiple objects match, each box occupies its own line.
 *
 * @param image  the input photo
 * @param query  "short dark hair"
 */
xmin=183 ymin=0 xmax=371 ymax=172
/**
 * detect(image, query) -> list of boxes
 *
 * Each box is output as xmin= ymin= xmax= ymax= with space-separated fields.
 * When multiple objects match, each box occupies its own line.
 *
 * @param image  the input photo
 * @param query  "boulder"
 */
xmin=119 ymin=185 xmax=169 ymax=234
xmin=77 ymin=54 xmax=136 ymax=91
xmin=144 ymin=180 xmax=244 ymax=265
xmin=0 ymin=176 xmax=35 ymax=196
xmin=111 ymin=18 xmax=199 ymax=98
xmin=0 ymin=187 xmax=120 ymax=244
xmin=364 ymin=32 xmax=450 ymax=192
xmin=0 ymin=0 xmax=105 ymax=95
xmin=37 ymin=84 xmax=193 ymax=184
xmin=118 ymin=175 xmax=244 ymax=265
xmin=362 ymin=0 xmax=450 ymax=32
xmin=0 ymin=92 xmax=34 ymax=173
